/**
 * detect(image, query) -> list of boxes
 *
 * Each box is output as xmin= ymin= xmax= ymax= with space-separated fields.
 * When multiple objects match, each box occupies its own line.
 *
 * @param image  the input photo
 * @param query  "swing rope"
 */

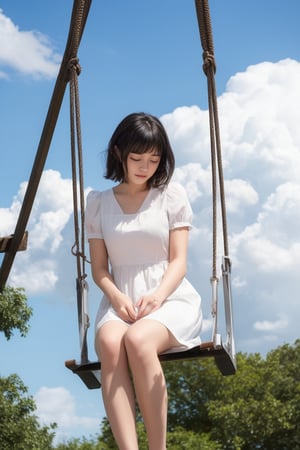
xmin=195 ymin=0 xmax=229 ymax=273
xmin=69 ymin=58 xmax=86 ymax=281
xmin=69 ymin=57 xmax=91 ymax=363
xmin=195 ymin=0 xmax=231 ymax=340
xmin=67 ymin=2 xmax=92 ymax=364
xmin=67 ymin=0 xmax=91 ymax=283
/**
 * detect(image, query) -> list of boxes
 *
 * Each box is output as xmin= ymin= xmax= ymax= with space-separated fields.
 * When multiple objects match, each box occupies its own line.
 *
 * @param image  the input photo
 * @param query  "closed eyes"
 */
xmin=129 ymin=156 xmax=160 ymax=164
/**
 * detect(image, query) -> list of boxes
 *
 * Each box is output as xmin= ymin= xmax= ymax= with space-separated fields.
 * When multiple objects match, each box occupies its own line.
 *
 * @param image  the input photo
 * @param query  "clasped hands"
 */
xmin=114 ymin=293 xmax=162 ymax=323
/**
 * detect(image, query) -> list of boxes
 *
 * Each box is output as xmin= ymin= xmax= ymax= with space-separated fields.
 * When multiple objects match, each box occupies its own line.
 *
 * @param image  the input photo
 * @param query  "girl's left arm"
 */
xmin=137 ymin=227 xmax=189 ymax=317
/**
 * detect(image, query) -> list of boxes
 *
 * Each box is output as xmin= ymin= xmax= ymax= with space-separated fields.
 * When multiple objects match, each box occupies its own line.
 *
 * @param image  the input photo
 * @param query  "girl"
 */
xmin=85 ymin=112 xmax=202 ymax=450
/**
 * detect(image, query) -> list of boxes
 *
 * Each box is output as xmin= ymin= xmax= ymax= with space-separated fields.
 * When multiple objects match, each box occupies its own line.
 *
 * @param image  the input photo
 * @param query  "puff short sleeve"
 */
xmin=85 ymin=190 xmax=103 ymax=239
xmin=167 ymin=182 xmax=193 ymax=230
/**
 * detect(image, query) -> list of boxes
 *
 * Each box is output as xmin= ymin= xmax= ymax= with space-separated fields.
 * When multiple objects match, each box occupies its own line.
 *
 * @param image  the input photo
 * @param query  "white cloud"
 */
xmin=173 ymin=162 xmax=210 ymax=202
xmin=254 ymin=315 xmax=288 ymax=332
xmin=161 ymin=105 xmax=211 ymax=167
xmin=162 ymin=58 xmax=300 ymax=354
xmin=231 ymin=182 xmax=300 ymax=274
xmin=34 ymin=386 xmax=100 ymax=444
xmin=225 ymin=179 xmax=259 ymax=214
xmin=219 ymin=59 xmax=300 ymax=186
xmin=0 ymin=170 xmax=75 ymax=294
xmin=0 ymin=9 xmax=61 ymax=78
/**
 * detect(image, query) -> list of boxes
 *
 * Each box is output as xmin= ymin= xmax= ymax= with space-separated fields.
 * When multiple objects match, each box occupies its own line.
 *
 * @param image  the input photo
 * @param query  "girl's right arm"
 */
xmin=89 ymin=238 xmax=137 ymax=322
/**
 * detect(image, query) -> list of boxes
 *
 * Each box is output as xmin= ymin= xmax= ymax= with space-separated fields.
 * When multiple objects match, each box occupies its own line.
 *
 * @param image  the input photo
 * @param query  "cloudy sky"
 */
xmin=1 ymin=0 xmax=300 ymax=444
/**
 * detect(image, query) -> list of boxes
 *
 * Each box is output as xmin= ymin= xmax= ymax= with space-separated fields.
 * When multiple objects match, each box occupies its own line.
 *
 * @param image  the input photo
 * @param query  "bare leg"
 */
xmin=96 ymin=321 xmax=139 ymax=450
xmin=124 ymin=319 xmax=179 ymax=450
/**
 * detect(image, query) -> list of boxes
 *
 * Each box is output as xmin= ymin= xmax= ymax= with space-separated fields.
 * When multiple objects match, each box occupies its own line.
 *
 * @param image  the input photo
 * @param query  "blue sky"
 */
xmin=1 ymin=0 xmax=300 ymax=444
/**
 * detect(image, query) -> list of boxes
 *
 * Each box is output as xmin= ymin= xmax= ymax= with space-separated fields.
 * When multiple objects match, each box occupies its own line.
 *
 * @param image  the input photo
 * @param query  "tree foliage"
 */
xmin=0 ymin=374 xmax=56 ymax=450
xmin=0 ymin=286 xmax=32 ymax=340
xmin=0 ymin=286 xmax=55 ymax=448
xmin=60 ymin=341 xmax=300 ymax=449
xmin=164 ymin=340 xmax=300 ymax=449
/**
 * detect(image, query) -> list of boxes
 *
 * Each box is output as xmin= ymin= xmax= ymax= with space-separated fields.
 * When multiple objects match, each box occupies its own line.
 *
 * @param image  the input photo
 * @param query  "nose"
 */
xmin=140 ymin=160 xmax=149 ymax=171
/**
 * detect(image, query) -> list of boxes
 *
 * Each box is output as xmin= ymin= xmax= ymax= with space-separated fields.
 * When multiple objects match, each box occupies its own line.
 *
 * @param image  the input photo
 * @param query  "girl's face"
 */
xmin=125 ymin=149 xmax=161 ymax=186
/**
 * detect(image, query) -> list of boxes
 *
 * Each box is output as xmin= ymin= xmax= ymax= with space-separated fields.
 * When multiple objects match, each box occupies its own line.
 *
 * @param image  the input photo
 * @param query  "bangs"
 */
xmin=127 ymin=141 xmax=163 ymax=156
xmin=121 ymin=126 xmax=165 ymax=158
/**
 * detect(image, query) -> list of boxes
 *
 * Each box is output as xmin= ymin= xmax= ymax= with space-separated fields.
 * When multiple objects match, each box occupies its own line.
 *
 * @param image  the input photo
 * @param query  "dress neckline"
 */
xmin=111 ymin=187 xmax=152 ymax=215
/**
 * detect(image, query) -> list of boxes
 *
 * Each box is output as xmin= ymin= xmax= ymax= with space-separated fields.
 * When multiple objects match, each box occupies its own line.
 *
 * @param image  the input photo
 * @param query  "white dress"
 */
xmin=85 ymin=181 xmax=202 ymax=353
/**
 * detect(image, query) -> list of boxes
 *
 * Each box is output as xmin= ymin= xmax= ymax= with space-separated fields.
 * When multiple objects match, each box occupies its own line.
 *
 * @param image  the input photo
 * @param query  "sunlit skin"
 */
xmin=126 ymin=151 xmax=161 ymax=185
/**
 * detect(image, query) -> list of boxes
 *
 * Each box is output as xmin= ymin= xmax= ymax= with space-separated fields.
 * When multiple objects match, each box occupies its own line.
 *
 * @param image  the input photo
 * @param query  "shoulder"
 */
xmin=85 ymin=189 xmax=113 ymax=238
xmin=86 ymin=189 xmax=101 ymax=202
xmin=86 ymin=188 xmax=112 ymax=204
xmin=164 ymin=181 xmax=193 ymax=229
xmin=165 ymin=181 xmax=188 ymax=199
xmin=86 ymin=188 xmax=113 ymax=215
xmin=86 ymin=190 xmax=101 ymax=210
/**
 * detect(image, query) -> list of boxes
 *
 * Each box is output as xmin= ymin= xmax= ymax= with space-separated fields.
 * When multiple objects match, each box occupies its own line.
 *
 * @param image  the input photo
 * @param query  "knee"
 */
xmin=124 ymin=326 xmax=152 ymax=361
xmin=96 ymin=329 xmax=124 ymax=363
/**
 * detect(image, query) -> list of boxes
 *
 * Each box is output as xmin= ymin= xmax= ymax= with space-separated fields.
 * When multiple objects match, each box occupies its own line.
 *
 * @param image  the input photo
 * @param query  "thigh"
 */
xmin=125 ymin=319 xmax=180 ymax=355
xmin=96 ymin=320 xmax=129 ymax=361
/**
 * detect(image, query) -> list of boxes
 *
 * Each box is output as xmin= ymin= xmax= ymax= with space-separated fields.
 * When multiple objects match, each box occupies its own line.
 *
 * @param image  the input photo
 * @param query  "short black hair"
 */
xmin=105 ymin=112 xmax=175 ymax=188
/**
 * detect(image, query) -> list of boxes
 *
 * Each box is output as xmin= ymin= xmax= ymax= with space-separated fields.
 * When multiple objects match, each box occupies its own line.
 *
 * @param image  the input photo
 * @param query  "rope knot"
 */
xmin=202 ymin=50 xmax=216 ymax=75
xmin=69 ymin=57 xmax=81 ymax=77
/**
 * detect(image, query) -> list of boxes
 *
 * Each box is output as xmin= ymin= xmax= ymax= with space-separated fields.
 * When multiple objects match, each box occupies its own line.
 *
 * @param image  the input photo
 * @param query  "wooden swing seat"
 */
xmin=0 ymin=231 xmax=28 ymax=253
xmin=65 ymin=340 xmax=236 ymax=390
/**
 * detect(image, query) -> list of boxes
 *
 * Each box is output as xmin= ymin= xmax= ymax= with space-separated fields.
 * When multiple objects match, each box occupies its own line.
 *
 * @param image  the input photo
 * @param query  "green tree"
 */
xmin=55 ymin=436 xmax=101 ymax=449
xmin=79 ymin=418 xmax=220 ymax=450
xmin=91 ymin=419 xmax=148 ymax=449
xmin=163 ymin=357 xmax=221 ymax=432
xmin=207 ymin=352 xmax=293 ymax=449
xmin=164 ymin=341 xmax=300 ymax=449
xmin=0 ymin=286 xmax=56 ymax=449
xmin=0 ymin=286 xmax=32 ymax=339
xmin=0 ymin=373 xmax=56 ymax=449
xmin=167 ymin=427 xmax=221 ymax=449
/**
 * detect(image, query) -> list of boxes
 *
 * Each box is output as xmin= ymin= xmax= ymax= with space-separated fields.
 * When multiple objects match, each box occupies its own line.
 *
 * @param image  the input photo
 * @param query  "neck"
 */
xmin=117 ymin=182 xmax=149 ymax=195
